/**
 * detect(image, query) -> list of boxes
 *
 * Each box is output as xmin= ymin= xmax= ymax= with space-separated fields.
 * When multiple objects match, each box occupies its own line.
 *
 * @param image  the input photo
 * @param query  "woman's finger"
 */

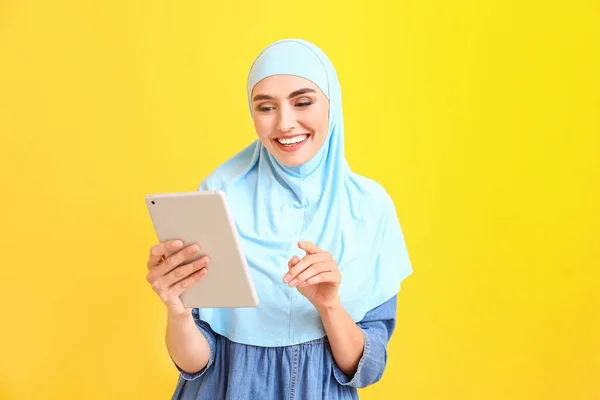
xmin=284 ymin=256 xmax=300 ymax=283
xmin=170 ymin=267 xmax=209 ymax=297
xmin=158 ymin=243 xmax=201 ymax=275
xmin=289 ymin=261 xmax=333 ymax=287
xmin=298 ymin=241 xmax=323 ymax=254
xmin=147 ymin=244 xmax=201 ymax=285
xmin=298 ymin=270 xmax=340 ymax=288
xmin=164 ymin=256 xmax=210 ymax=288
xmin=284 ymin=253 xmax=331 ymax=283
xmin=288 ymin=255 xmax=300 ymax=269
xmin=147 ymin=240 xmax=183 ymax=268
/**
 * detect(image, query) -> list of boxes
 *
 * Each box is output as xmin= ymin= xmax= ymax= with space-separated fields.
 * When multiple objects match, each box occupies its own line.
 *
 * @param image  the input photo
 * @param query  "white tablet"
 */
xmin=145 ymin=190 xmax=259 ymax=309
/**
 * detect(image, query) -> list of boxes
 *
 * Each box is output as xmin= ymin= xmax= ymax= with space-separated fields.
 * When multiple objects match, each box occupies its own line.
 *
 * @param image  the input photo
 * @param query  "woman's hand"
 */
xmin=284 ymin=241 xmax=342 ymax=311
xmin=146 ymin=240 xmax=210 ymax=317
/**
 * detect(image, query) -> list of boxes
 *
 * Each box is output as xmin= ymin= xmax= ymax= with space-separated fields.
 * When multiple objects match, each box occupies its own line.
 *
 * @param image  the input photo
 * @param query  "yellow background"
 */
xmin=1 ymin=0 xmax=598 ymax=399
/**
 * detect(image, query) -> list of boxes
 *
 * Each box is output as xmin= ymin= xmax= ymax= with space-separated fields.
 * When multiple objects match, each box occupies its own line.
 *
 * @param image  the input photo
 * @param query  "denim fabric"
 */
xmin=171 ymin=295 xmax=397 ymax=400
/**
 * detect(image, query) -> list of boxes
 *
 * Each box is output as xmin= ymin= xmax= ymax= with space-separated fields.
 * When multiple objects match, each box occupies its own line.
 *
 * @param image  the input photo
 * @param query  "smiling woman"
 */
xmin=251 ymin=76 xmax=330 ymax=165
xmin=144 ymin=38 xmax=412 ymax=400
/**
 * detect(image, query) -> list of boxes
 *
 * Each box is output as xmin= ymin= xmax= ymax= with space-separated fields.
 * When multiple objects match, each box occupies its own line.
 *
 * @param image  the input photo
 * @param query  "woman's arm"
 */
xmin=317 ymin=298 xmax=364 ymax=377
xmin=145 ymin=239 xmax=214 ymax=377
xmin=283 ymin=242 xmax=396 ymax=387
xmin=284 ymin=241 xmax=399 ymax=387
xmin=321 ymin=296 xmax=399 ymax=388
xmin=286 ymin=245 xmax=363 ymax=374
xmin=165 ymin=309 xmax=211 ymax=375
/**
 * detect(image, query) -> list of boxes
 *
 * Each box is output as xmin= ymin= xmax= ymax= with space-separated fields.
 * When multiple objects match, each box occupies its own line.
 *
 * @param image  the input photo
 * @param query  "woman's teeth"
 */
xmin=277 ymin=134 xmax=308 ymax=146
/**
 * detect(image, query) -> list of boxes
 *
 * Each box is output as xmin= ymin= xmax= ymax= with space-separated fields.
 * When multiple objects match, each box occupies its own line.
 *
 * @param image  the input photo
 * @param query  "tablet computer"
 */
xmin=145 ymin=190 xmax=259 ymax=309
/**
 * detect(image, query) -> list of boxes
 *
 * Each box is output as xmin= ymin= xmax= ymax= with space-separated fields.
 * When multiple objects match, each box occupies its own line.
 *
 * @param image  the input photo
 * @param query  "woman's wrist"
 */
xmin=166 ymin=306 xmax=193 ymax=321
xmin=316 ymin=295 xmax=342 ymax=315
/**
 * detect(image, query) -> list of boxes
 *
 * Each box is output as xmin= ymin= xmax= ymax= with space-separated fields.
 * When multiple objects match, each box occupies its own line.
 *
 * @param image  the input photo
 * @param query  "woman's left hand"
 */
xmin=283 ymin=241 xmax=342 ymax=311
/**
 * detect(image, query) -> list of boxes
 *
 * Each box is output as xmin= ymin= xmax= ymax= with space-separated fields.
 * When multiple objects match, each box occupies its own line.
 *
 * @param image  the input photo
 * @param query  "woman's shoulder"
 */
xmin=347 ymin=172 xmax=397 ymax=213
xmin=198 ymin=141 xmax=261 ymax=192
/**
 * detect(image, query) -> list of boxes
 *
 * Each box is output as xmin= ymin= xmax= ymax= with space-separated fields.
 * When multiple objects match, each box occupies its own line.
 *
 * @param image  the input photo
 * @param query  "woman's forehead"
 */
xmin=251 ymin=75 xmax=324 ymax=98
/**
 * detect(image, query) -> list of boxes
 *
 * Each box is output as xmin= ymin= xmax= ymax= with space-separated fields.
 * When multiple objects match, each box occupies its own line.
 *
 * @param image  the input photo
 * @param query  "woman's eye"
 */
xmin=295 ymin=100 xmax=313 ymax=108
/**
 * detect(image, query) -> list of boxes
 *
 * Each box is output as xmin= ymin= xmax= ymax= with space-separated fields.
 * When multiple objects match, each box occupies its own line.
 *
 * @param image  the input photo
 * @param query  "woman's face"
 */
xmin=251 ymin=75 xmax=329 ymax=167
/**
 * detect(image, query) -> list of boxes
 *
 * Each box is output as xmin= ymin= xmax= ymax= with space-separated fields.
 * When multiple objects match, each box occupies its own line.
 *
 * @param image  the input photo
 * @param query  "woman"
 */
xmin=146 ymin=39 xmax=412 ymax=400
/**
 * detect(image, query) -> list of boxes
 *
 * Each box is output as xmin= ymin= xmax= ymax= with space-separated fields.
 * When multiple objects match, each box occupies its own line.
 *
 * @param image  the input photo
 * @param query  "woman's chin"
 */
xmin=264 ymin=143 xmax=310 ymax=167
xmin=275 ymin=153 xmax=308 ymax=167
xmin=263 ymin=138 xmax=322 ymax=168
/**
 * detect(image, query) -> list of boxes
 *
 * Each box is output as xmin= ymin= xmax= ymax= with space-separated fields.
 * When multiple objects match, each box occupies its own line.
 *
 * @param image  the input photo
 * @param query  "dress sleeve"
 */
xmin=332 ymin=295 xmax=398 ymax=388
xmin=172 ymin=308 xmax=218 ymax=381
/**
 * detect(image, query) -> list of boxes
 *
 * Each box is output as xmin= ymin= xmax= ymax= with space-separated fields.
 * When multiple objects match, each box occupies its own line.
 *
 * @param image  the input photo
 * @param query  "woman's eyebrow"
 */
xmin=287 ymin=88 xmax=316 ymax=98
xmin=252 ymin=88 xmax=316 ymax=102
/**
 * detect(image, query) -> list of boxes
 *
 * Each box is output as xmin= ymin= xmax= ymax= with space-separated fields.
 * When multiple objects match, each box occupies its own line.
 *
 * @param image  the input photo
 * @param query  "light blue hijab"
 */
xmin=197 ymin=39 xmax=412 ymax=347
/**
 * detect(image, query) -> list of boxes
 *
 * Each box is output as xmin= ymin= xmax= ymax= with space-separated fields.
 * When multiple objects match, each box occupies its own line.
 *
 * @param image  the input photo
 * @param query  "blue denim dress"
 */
xmin=171 ymin=295 xmax=397 ymax=400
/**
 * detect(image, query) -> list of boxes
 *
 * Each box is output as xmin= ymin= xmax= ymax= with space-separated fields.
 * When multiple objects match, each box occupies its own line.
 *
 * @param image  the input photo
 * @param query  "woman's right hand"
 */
xmin=146 ymin=240 xmax=210 ymax=317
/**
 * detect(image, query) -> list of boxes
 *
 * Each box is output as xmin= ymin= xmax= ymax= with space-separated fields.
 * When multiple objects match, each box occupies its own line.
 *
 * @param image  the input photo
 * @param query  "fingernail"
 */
xmin=289 ymin=279 xmax=298 ymax=287
xmin=283 ymin=274 xmax=291 ymax=283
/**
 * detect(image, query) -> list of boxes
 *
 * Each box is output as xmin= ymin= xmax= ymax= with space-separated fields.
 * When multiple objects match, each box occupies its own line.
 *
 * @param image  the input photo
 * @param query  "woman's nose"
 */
xmin=276 ymin=108 xmax=296 ymax=133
